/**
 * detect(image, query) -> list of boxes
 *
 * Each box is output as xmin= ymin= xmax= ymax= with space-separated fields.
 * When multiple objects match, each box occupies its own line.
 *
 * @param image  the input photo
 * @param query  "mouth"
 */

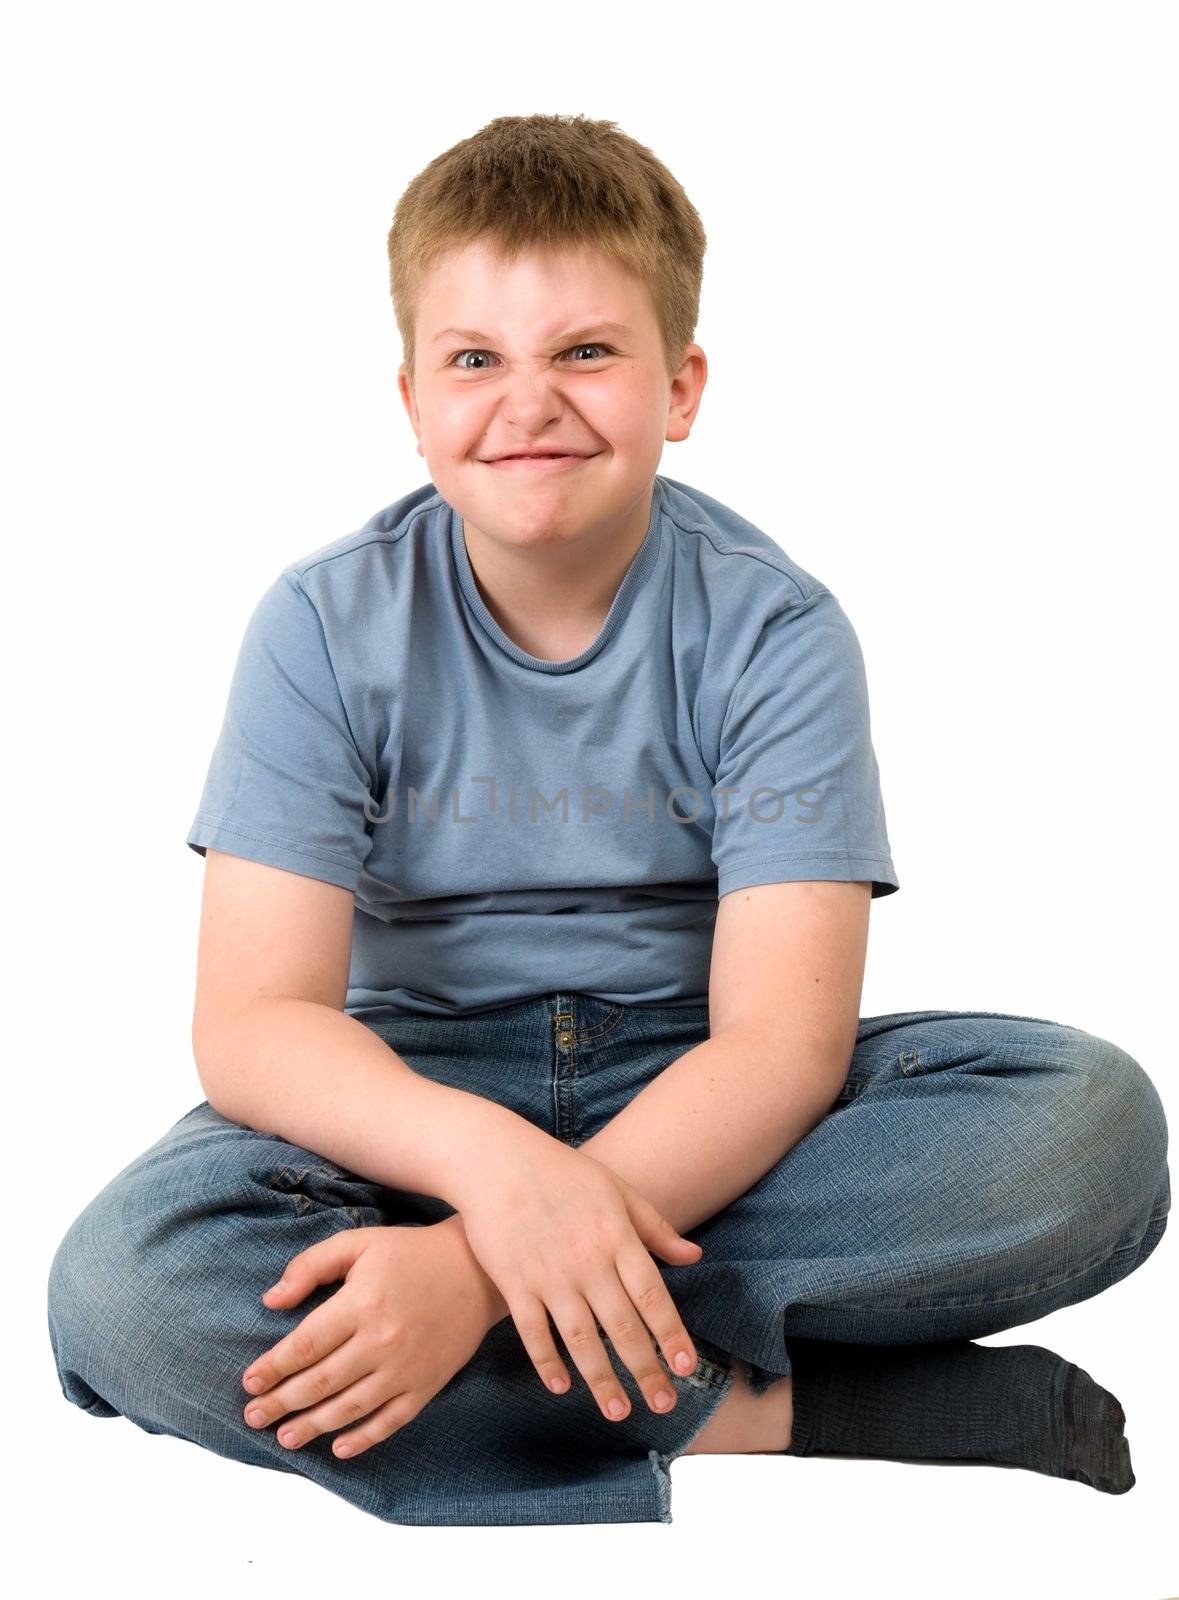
xmin=482 ymin=453 xmax=597 ymax=471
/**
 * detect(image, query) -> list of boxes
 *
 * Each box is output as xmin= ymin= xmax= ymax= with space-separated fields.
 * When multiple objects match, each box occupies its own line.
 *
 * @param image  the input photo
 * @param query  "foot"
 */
xmin=783 ymin=1337 xmax=1136 ymax=1494
xmin=682 ymin=1357 xmax=794 ymax=1454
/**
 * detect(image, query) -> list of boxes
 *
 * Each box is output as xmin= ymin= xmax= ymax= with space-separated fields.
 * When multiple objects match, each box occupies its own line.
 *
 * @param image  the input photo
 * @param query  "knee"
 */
xmin=49 ymin=1197 xmax=110 ymax=1345
xmin=47 ymin=1196 xmax=127 ymax=1417
xmin=1075 ymin=1030 xmax=1167 ymax=1148
xmin=48 ymin=1175 xmax=241 ymax=1436
xmin=1057 ymin=1027 xmax=1169 ymax=1205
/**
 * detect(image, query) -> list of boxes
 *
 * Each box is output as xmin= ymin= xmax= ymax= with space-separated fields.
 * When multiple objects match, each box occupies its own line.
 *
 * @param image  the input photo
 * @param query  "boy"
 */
xmin=48 ymin=114 xmax=1169 ymax=1527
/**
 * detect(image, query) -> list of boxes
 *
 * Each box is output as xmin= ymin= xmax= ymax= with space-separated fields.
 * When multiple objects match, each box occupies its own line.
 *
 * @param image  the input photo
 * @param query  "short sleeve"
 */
xmin=185 ymin=567 xmax=374 ymax=891
xmin=710 ymin=588 xmax=899 ymax=900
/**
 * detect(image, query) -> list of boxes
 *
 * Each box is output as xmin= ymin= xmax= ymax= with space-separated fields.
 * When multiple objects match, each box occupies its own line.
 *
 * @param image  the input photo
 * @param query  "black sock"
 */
xmin=784 ymin=1337 xmax=1135 ymax=1494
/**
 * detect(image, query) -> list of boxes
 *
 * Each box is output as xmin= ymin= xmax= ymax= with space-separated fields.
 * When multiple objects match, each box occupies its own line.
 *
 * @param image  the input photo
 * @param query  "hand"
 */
xmin=453 ymin=1125 xmax=705 ymax=1425
xmin=239 ymin=1221 xmax=493 ymax=1460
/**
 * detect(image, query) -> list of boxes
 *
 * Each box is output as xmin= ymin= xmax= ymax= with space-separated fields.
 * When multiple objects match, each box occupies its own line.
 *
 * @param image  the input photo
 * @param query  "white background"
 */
xmin=9 ymin=1 xmax=1175 ymax=1595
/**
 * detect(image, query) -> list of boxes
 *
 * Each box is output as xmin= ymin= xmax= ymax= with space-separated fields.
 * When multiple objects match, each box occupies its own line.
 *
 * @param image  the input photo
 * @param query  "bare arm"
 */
xmin=199 ymin=992 xmax=525 ymax=1202
xmin=575 ymin=880 xmax=872 ymax=1234
xmin=458 ymin=881 xmax=871 ymax=1329
xmin=191 ymin=849 xmax=540 ymax=1321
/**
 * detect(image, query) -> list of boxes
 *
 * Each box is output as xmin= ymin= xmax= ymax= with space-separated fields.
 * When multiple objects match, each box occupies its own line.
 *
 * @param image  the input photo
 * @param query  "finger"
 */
xmin=243 ymin=1329 xmax=369 ymax=1435
xmin=615 ymin=1243 xmax=700 ymax=1383
xmin=258 ymin=1229 xmax=365 ymax=1314
xmin=264 ymin=1360 xmax=408 ymax=1455
xmin=582 ymin=1160 xmax=704 ymax=1267
xmin=330 ymin=1386 xmax=422 ymax=1460
xmin=547 ymin=1291 xmax=635 ymax=1424
xmin=242 ymin=1288 xmax=355 ymax=1405
xmin=504 ymin=1290 xmax=574 ymax=1397
xmin=589 ymin=1268 xmax=686 ymax=1415
xmin=627 ymin=1194 xmax=705 ymax=1265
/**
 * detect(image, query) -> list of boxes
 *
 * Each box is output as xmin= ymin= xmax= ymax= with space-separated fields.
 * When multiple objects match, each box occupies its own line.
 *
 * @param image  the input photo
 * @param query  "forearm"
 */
xmin=451 ymin=1025 xmax=852 ymax=1335
xmin=194 ymin=997 xmax=527 ymax=1207
xmin=577 ymin=1026 xmax=851 ymax=1235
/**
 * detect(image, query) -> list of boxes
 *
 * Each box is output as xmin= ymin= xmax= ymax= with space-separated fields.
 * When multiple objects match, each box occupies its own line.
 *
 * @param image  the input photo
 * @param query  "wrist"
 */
xmin=435 ymin=1212 xmax=511 ymax=1330
xmin=420 ymin=1085 xmax=542 ymax=1211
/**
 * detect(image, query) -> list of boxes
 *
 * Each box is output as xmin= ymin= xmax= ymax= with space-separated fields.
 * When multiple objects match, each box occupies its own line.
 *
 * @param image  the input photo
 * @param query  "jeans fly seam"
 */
xmin=554 ymin=1009 xmax=578 ymax=1143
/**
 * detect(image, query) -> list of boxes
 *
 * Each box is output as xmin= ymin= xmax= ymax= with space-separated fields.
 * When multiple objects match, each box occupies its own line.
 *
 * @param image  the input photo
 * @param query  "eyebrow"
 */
xmin=431 ymin=321 xmax=633 ymax=346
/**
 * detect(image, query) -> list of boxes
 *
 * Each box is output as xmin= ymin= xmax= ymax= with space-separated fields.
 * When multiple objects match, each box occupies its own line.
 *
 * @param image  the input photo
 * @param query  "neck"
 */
xmin=461 ymin=482 xmax=655 ymax=658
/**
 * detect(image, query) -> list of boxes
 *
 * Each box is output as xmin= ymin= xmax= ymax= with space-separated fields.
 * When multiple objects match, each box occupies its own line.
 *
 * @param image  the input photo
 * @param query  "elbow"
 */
xmin=193 ymin=1044 xmax=228 ymax=1121
xmin=191 ymin=1014 xmax=242 ymax=1124
xmin=191 ymin=1010 xmax=219 ymax=1093
xmin=718 ymin=1020 xmax=853 ymax=1119
xmin=193 ymin=1057 xmax=254 ymax=1132
xmin=722 ymin=1018 xmax=853 ymax=1079
xmin=191 ymin=1005 xmax=285 ymax=1136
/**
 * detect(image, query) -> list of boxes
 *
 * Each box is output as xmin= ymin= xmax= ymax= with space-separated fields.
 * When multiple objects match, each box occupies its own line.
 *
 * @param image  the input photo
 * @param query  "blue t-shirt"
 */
xmin=187 ymin=474 xmax=899 ymax=1017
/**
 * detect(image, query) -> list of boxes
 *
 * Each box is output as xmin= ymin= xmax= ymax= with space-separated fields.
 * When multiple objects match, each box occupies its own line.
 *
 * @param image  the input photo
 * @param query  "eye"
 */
xmin=449 ymin=343 xmax=613 ymax=371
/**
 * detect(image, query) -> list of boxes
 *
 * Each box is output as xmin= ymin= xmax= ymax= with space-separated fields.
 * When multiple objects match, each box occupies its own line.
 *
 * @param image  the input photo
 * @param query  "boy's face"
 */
xmin=398 ymin=239 xmax=705 ymax=551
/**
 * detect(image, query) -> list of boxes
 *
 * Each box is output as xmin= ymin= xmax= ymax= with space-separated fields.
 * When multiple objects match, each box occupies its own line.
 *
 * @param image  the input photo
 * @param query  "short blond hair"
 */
xmin=388 ymin=113 xmax=707 ymax=386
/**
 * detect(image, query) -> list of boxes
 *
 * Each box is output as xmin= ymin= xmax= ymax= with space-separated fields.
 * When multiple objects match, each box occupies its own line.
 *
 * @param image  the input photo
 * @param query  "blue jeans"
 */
xmin=46 ymin=998 xmax=1171 ymax=1526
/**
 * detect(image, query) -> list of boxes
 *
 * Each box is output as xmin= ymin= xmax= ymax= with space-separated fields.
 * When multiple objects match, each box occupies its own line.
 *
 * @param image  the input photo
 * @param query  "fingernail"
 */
xmin=607 ymin=1398 xmax=626 ymax=1419
xmin=674 ymin=1351 xmax=694 ymax=1373
xmin=654 ymin=1389 xmax=673 ymax=1410
xmin=243 ymin=1374 xmax=264 ymax=1393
